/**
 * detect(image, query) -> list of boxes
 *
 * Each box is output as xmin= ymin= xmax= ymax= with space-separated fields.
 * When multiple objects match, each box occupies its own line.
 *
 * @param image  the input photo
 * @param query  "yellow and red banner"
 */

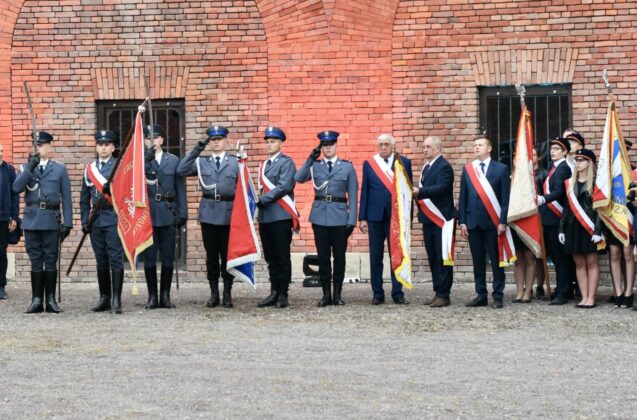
xmin=593 ymin=101 xmax=632 ymax=246
xmin=507 ymin=106 xmax=543 ymax=258
xmin=111 ymin=109 xmax=154 ymax=274
xmin=389 ymin=156 xmax=413 ymax=289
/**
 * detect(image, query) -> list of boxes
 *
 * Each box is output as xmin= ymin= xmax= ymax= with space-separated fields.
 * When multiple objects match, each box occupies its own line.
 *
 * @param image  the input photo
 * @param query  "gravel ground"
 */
xmin=0 ymin=281 xmax=635 ymax=419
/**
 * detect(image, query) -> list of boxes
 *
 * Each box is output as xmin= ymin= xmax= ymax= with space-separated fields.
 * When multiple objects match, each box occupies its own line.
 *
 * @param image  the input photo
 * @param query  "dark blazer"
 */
xmin=0 ymin=162 xmax=19 ymax=222
xmin=540 ymin=160 xmax=571 ymax=227
xmin=359 ymin=155 xmax=412 ymax=222
xmin=145 ymin=152 xmax=187 ymax=227
xmin=80 ymin=156 xmax=118 ymax=228
xmin=559 ymin=180 xmax=601 ymax=236
xmin=458 ymin=160 xmax=510 ymax=230
xmin=416 ymin=156 xmax=456 ymax=224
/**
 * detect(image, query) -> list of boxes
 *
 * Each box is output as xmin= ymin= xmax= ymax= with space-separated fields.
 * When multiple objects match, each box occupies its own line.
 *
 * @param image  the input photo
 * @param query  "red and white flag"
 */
xmin=389 ymin=156 xmax=413 ymax=289
xmin=111 ymin=108 xmax=154 ymax=275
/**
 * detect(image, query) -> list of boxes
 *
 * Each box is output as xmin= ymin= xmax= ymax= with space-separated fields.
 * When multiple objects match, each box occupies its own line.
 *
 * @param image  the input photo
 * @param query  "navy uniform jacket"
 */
xmin=416 ymin=156 xmax=456 ymax=224
xmin=295 ymin=157 xmax=358 ymax=227
xmin=258 ymin=153 xmax=297 ymax=224
xmin=177 ymin=149 xmax=238 ymax=226
xmin=359 ymin=155 xmax=412 ymax=222
xmin=540 ymin=160 xmax=571 ymax=227
xmin=80 ymin=157 xmax=118 ymax=228
xmin=458 ymin=160 xmax=510 ymax=230
xmin=145 ymin=152 xmax=187 ymax=227
xmin=13 ymin=160 xmax=73 ymax=230
xmin=0 ymin=162 xmax=19 ymax=222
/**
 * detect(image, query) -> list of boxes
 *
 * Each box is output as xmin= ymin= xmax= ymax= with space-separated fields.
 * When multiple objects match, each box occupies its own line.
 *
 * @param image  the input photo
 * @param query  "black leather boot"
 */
xmin=144 ymin=267 xmax=158 ymax=309
xmin=111 ymin=268 xmax=124 ymax=314
xmin=44 ymin=270 xmax=63 ymax=313
xmin=275 ymin=283 xmax=289 ymax=308
xmin=222 ymin=277 xmax=233 ymax=308
xmin=91 ymin=268 xmax=112 ymax=312
xmin=159 ymin=266 xmax=175 ymax=308
xmin=207 ymin=276 xmax=220 ymax=308
xmin=317 ymin=279 xmax=332 ymax=307
xmin=333 ymin=280 xmax=345 ymax=306
xmin=257 ymin=283 xmax=278 ymax=308
xmin=25 ymin=271 xmax=44 ymax=314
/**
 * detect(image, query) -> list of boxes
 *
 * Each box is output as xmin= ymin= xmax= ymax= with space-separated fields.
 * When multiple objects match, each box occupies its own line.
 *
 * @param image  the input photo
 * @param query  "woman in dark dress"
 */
xmin=558 ymin=149 xmax=604 ymax=308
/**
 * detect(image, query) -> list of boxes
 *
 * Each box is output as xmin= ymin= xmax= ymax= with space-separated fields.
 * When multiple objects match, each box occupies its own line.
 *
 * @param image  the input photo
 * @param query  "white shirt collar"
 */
xmin=268 ymin=152 xmax=281 ymax=163
xmin=426 ymin=154 xmax=441 ymax=166
xmin=211 ymin=151 xmax=225 ymax=161
xmin=324 ymin=156 xmax=338 ymax=165
xmin=155 ymin=150 xmax=163 ymax=164
xmin=39 ymin=159 xmax=49 ymax=168
xmin=98 ymin=157 xmax=110 ymax=165
xmin=554 ymin=158 xmax=566 ymax=167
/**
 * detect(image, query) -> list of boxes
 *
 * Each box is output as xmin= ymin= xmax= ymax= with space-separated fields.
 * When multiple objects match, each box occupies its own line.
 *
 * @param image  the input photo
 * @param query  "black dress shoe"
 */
xmin=535 ymin=287 xmax=545 ymax=300
xmin=622 ymin=294 xmax=634 ymax=308
xmin=317 ymin=296 xmax=332 ymax=307
xmin=332 ymin=296 xmax=345 ymax=306
xmin=275 ymin=293 xmax=288 ymax=308
xmin=393 ymin=297 xmax=409 ymax=305
xmin=550 ymin=296 xmax=568 ymax=305
xmin=465 ymin=296 xmax=488 ymax=307
xmin=615 ymin=295 xmax=624 ymax=308
xmin=491 ymin=298 xmax=503 ymax=309
xmin=582 ymin=303 xmax=597 ymax=309
xmin=370 ymin=297 xmax=384 ymax=305
xmin=257 ymin=292 xmax=278 ymax=308
xmin=0 ymin=287 xmax=7 ymax=299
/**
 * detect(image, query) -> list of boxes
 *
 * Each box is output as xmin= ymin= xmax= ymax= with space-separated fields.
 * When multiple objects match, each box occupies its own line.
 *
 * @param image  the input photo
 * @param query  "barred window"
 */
xmin=479 ymin=85 xmax=572 ymax=169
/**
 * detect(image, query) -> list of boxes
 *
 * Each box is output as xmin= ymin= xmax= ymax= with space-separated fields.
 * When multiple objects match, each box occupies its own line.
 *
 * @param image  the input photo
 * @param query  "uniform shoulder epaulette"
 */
xmin=339 ymin=159 xmax=352 ymax=164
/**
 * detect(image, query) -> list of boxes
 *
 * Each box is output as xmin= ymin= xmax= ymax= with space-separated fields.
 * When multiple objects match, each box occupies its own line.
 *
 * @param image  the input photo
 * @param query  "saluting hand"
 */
xmin=309 ymin=145 xmax=321 ymax=161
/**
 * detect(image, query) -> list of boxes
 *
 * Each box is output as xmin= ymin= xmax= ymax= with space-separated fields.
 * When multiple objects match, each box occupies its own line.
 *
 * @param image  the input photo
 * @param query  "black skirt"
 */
xmin=511 ymin=228 xmax=530 ymax=253
xmin=603 ymin=226 xmax=635 ymax=247
xmin=563 ymin=220 xmax=598 ymax=255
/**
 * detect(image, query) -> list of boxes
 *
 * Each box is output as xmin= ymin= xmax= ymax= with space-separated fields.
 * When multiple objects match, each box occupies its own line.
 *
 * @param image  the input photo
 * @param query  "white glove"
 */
xmin=591 ymin=235 xmax=603 ymax=244
xmin=558 ymin=233 xmax=565 ymax=244
xmin=537 ymin=196 xmax=546 ymax=206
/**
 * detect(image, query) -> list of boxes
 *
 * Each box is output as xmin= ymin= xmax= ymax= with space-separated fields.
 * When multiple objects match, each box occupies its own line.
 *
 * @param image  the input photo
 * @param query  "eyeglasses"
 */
xmin=550 ymin=146 xmax=563 ymax=151
xmin=574 ymin=158 xmax=588 ymax=162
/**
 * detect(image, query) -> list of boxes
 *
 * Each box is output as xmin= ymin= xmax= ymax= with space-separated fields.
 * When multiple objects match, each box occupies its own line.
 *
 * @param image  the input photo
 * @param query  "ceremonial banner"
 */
xmin=593 ymin=101 xmax=632 ymax=246
xmin=389 ymin=157 xmax=413 ymax=289
xmin=227 ymin=153 xmax=261 ymax=291
xmin=507 ymin=106 xmax=543 ymax=258
xmin=111 ymin=109 xmax=154 ymax=274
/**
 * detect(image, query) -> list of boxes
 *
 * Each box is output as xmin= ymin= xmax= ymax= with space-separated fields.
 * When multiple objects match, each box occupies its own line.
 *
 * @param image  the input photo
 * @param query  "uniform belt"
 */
xmin=98 ymin=202 xmax=113 ymax=210
xmin=314 ymin=195 xmax=347 ymax=203
xmin=28 ymin=202 xmax=60 ymax=210
xmin=153 ymin=194 xmax=175 ymax=202
xmin=202 ymin=193 xmax=235 ymax=202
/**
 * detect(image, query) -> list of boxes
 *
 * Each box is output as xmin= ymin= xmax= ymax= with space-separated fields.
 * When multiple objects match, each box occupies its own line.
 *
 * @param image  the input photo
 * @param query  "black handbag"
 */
xmin=8 ymin=218 xmax=22 ymax=245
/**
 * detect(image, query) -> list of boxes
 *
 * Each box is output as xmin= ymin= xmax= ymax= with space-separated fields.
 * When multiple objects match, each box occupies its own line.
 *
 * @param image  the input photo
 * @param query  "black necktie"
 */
xmin=39 ymin=165 xmax=44 ymax=175
xmin=215 ymin=157 xmax=220 ymax=169
xmin=480 ymin=162 xmax=485 ymax=174
xmin=266 ymin=159 xmax=271 ymax=168
xmin=327 ymin=161 xmax=333 ymax=173
xmin=424 ymin=163 xmax=430 ymax=173
xmin=100 ymin=161 xmax=105 ymax=170
xmin=384 ymin=158 xmax=389 ymax=164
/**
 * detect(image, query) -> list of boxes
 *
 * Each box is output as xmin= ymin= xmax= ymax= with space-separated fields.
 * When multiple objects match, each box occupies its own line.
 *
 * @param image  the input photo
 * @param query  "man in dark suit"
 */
xmin=537 ymin=137 xmax=573 ymax=305
xmin=458 ymin=136 xmax=510 ymax=309
xmin=359 ymin=133 xmax=413 ymax=305
xmin=413 ymin=136 xmax=455 ymax=307
xmin=0 ymin=144 xmax=19 ymax=300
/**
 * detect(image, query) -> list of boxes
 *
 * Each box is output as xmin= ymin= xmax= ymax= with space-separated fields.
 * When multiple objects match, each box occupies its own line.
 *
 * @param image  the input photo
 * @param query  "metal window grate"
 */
xmin=479 ymin=85 xmax=572 ymax=169
xmin=96 ymin=100 xmax=187 ymax=269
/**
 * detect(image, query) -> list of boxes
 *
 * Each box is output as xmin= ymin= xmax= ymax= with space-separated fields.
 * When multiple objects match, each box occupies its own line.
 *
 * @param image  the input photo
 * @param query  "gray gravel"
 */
xmin=0 ymin=281 xmax=635 ymax=419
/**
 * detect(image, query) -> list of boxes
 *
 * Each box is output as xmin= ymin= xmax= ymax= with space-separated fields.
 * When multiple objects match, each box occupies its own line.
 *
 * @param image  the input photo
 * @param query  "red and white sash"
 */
xmin=465 ymin=161 xmax=516 ymax=266
xmin=565 ymin=179 xmax=606 ymax=250
xmin=544 ymin=165 xmax=564 ymax=217
xmin=259 ymin=161 xmax=300 ymax=233
xmin=368 ymin=154 xmax=394 ymax=192
xmin=84 ymin=162 xmax=112 ymax=204
xmin=416 ymin=166 xmax=455 ymax=266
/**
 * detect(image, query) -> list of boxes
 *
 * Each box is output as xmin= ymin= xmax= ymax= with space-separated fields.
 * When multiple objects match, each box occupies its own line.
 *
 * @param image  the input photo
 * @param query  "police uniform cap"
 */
xmin=206 ymin=125 xmax=229 ymax=139
xmin=33 ymin=131 xmax=53 ymax=145
xmin=143 ymin=124 xmax=163 ymax=139
xmin=94 ymin=130 xmax=118 ymax=145
xmin=264 ymin=126 xmax=286 ymax=141
xmin=317 ymin=131 xmax=339 ymax=143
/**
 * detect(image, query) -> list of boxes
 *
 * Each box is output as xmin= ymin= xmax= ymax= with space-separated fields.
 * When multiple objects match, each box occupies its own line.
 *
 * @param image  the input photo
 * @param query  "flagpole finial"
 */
xmin=515 ymin=84 xmax=526 ymax=107
xmin=602 ymin=69 xmax=613 ymax=97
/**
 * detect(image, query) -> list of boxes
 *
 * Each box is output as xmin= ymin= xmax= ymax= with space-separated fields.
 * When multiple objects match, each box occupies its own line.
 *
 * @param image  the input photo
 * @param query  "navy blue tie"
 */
xmin=480 ymin=162 xmax=485 ymax=174
xmin=327 ymin=161 xmax=333 ymax=173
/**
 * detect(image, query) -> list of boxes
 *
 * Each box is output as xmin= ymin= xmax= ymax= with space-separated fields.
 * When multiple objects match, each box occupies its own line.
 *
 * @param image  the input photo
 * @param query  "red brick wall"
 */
xmin=1 ymin=0 xmax=636 ymax=280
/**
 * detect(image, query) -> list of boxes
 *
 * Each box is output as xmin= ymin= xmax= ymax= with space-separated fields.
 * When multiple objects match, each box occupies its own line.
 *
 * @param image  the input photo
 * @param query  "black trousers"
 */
xmin=0 ymin=221 xmax=8 ymax=287
xmin=468 ymin=227 xmax=505 ymax=299
xmin=423 ymin=224 xmax=453 ymax=299
xmin=24 ymin=230 xmax=60 ymax=272
xmin=543 ymin=225 xmax=573 ymax=298
xmin=259 ymin=219 xmax=292 ymax=293
xmin=90 ymin=224 xmax=124 ymax=270
xmin=312 ymin=224 xmax=347 ymax=286
xmin=142 ymin=225 xmax=176 ymax=268
xmin=201 ymin=223 xmax=233 ymax=283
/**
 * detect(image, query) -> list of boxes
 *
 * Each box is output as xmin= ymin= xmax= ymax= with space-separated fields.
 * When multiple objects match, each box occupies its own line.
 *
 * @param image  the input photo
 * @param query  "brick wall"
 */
xmin=1 ymin=0 xmax=636 ymax=282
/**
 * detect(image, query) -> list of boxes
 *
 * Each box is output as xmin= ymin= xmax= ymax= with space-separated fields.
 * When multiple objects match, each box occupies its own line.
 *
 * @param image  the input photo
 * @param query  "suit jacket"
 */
xmin=14 ymin=160 xmax=73 ymax=230
xmin=0 ymin=162 xmax=19 ymax=222
xmin=258 ymin=153 xmax=297 ymax=224
xmin=458 ymin=160 xmax=510 ymax=230
xmin=177 ymin=148 xmax=239 ymax=226
xmin=359 ymin=155 xmax=412 ymax=223
xmin=416 ymin=156 xmax=456 ymax=225
xmin=80 ymin=156 xmax=118 ymax=228
xmin=540 ymin=160 xmax=571 ymax=227
xmin=145 ymin=152 xmax=187 ymax=227
xmin=295 ymin=157 xmax=358 ymax=227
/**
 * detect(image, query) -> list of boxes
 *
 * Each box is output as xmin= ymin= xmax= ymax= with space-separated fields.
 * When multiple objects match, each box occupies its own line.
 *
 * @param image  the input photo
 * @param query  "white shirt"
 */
xmin=39 ymin=159 xmax=49 ymax=172
xmin=477 ymin=157 xmax=491 ymax=174
xmin=425 ymin=154 xmax=441 ymax=167
xmin=155 ymin=150 xmax=163 ymax=165
xmin=382 ymin=154 xmax=394 ymax=167
xmin=211 ymin=152 xmax=226 ymax=162
xmin=267 ymin=152 xmax=281 ymax=164
xmin=324 ymin=156 xmax=338 ymax=166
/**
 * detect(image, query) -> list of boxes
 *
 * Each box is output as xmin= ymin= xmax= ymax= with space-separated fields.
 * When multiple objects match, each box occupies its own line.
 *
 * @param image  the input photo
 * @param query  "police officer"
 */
xmin=13 ymin=131 xmax=72 ymax=314
xmin=141 ymin=125 xmax=187 ymax=309
xmin=295 ymin=131 xmax=358 ymax=306
xmin=256 ymin=126 xmax=297 ymax=309
xmin=80 ymin=130 xmax=125 ymax=314
xmin=177 ymin=126 xmax=238 ymax=308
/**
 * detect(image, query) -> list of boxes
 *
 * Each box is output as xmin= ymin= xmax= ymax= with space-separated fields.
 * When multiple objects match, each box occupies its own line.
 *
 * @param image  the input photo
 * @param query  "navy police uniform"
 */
xmin=256 ymin=126 xmax=297 ymax=309
xmin=13 ymin=131 xmax=72 ymax=314
xmin=141 ymin=125 xmax=188 ymax=309
xmin=177 ymin=125 xmax=239 ymax=308
xmin=295 ymin=131 xmax=358 ymax=306
xmin=80 ymin=130 xmax=125 ymax=314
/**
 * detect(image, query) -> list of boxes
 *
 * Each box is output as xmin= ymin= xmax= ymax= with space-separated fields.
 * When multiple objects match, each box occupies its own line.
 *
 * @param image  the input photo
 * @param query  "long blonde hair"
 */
xmin=569 ymin=160 xmax=595 ymax=195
